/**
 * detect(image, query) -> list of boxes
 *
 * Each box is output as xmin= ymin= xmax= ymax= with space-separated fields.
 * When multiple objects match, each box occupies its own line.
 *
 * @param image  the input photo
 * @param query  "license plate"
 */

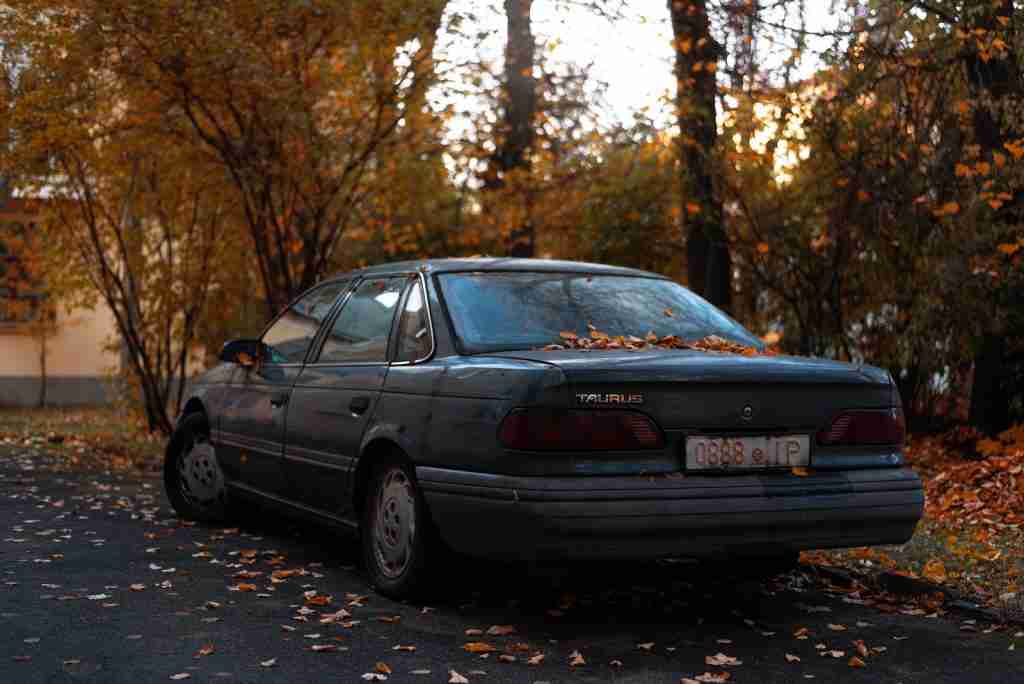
xmin=685 ymin=435 xmax=810 ymax=471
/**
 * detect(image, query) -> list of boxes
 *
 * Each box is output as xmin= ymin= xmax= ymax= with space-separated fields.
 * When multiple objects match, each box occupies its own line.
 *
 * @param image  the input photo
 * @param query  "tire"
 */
xmin=361 ymin=459 xmax=436 ymax=599
xmin=164 ymin=413 xmax=231 ymax=524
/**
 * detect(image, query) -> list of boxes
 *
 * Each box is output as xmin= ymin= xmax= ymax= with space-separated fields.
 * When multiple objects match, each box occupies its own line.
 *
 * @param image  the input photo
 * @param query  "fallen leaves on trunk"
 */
xmin=545 ymin=330 xmax=772 ymax=356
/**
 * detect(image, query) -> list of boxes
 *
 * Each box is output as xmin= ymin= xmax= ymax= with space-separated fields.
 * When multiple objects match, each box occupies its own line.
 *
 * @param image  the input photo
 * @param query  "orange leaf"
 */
xmin=463 ymin=642 xmax=497 ymax=654
xmin=922 ymin=558 xmax=947 ymax=584
xmin=756 ymin=242 xmax=770 ymax=254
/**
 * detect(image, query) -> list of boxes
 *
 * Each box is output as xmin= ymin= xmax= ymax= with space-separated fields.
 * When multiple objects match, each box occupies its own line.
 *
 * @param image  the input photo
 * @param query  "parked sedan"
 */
xmin=165 ymin=258 xmax=923 ymax=597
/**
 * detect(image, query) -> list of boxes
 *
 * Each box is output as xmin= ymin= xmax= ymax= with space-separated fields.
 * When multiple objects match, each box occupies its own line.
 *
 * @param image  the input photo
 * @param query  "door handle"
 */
xmin=349 ymin=396 xmax=371 ymax=415
xmin=270 ymin=392 xmax=289 ymax=408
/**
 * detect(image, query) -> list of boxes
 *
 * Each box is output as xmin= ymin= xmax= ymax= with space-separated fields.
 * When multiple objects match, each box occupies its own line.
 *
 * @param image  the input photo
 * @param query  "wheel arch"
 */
xmin=353 ymin=437 xmax=412 ymax=517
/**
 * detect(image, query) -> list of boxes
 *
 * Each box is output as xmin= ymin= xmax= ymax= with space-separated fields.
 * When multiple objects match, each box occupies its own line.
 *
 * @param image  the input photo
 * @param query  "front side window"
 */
xmin=317 ymin=277 xmax=406 ymax=363
xmin=438 ymin=272 xmax=762 ymax=353
xmin=261 ymin=280 xmax=349 ymax=364
xmin=394 ymin=280 xmax=432 ymax=362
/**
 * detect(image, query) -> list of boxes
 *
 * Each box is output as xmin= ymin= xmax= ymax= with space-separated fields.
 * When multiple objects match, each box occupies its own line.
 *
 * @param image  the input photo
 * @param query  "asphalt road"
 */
xmin=1 ymin=444 xmax=1020 ymax=683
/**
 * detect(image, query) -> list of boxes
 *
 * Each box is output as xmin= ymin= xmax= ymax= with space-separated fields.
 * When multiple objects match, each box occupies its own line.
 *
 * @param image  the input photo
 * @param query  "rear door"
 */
xmin=284 ymin=275 xmax=408 ymax=514
xmin=217 ymin=281 xmax=349 ymax=495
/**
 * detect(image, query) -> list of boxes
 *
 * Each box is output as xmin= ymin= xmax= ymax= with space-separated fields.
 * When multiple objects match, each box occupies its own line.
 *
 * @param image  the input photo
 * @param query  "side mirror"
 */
xmin=219 ymin=339 xmax=262 ymax=368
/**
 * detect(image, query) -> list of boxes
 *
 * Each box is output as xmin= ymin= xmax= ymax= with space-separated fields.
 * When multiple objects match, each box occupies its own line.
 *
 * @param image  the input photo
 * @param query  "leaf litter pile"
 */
xmin=815 ymin=425 xmax=1024 ymax=619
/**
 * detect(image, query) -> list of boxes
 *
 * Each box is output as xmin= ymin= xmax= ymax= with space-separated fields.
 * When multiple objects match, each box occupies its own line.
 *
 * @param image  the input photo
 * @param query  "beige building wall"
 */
xmin=0 ymin=303 xmax=120 ymax=377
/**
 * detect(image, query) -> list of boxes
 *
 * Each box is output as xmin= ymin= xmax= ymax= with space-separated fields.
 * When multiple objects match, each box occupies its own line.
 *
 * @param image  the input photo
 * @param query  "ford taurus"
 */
xmin=164 ymin=258 xmax=924 ymax=597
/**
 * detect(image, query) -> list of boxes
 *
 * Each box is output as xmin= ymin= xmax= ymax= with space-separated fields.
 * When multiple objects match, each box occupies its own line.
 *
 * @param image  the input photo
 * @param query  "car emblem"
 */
xmin=741 ymin=405 xmax=754 ymax=421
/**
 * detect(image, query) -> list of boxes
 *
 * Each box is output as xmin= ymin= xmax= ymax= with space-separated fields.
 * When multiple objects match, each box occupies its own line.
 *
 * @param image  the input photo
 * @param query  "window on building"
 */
xmin=0 ymin=219 xmax=46 ymax=328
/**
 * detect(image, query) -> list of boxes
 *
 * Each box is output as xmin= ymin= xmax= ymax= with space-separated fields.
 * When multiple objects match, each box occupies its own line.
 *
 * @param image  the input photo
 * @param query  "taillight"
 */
xmin=498 ymin=409 xmax=664 ymax=451
xmin=818 ymin=408 xmax=905 ymax=446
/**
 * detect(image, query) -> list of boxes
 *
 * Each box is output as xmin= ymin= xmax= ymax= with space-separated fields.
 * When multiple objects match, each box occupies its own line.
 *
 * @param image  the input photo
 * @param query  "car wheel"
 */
xmin=362 ymin=460 xmax=434 ymax=598
xmin=164 ymin=413 xmax=231 ymax=523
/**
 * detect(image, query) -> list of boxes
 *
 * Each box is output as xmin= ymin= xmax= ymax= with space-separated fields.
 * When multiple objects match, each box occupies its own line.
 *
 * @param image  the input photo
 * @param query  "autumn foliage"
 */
xmin=1 ymin=1 xmax=1023 ymax=435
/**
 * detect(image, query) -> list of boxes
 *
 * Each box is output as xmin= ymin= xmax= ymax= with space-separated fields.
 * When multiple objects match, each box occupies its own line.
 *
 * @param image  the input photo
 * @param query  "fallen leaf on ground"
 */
xmin=194 ymin=643 xmax=214 ymax=658
xmin=448 ymin=670 xmax=469 ymax=684
xmin=486 ymin=625 xmax=516 ymax=636
xmin=705 ymin=653 xmax=742 ymax=667
xmin=693 ymin=673 xmax=731 ymax=683
xmin=260 ymin=658 xmax=277 ymax=667
xmin=392 ymin=645 xmax=416 ymax=652
xmin=310 ymin=644 xmax=337 ymax=652
xmin=569 ymin=650 xmax=586 ymax=667
xmin=169 ymin=675 xmax=190 ymax=681
xmin=638 ymin=642 xmax=655 ymax=651
xmin=849 ymin=656 xmax=867 ymax=668
xmin=828 ymin=623 xmax=847 ymax=632
xmin=785 ymin=654 xmax=801 ymax=663
xmin=375 ymin=662 xmax=392 ymax=675
xmin=527 ymin=653 xmax=544 ymax=665
xmin=463 ymin=642 xmax=496 ymax=654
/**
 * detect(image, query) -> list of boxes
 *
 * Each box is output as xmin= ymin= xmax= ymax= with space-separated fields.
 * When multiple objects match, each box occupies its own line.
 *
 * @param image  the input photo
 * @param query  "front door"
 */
xmin=217 ymin=281 xmax=350 ymax=496
xmin=284 ymin=276 xmax=408 ymax=514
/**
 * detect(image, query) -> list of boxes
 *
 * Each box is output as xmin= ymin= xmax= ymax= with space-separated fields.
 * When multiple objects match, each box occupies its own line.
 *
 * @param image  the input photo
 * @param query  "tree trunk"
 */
xmin=493 ymin=0 xmax=536 ymax=258
xmin=970 ymin=334 xmax=1009 ymax=435
xmin=668 ymin=0 xmax=732 ymax=313
xmin=37 ymin=325 xmax=47 ymax=409
xmin=962 ymin=0 xmax=1016 ymax=434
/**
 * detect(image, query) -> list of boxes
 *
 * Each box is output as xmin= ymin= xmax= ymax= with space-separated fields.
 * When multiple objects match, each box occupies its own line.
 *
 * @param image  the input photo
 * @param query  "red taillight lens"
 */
xmin=498 ymin=409 xmax=664 ymax=451
xmin=818 ymin=408 xmax=905 ymax=446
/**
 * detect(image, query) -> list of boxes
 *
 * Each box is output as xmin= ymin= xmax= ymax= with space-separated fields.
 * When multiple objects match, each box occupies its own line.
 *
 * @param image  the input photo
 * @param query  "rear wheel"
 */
xmin=164 ymin=413 xmax=230 ymax=523
xmin=361 ymin=459 xmax=436 ymax=598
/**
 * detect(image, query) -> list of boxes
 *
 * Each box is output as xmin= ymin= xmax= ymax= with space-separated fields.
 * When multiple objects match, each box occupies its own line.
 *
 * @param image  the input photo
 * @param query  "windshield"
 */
xmin=438 ymin=272 xmax=762 ymax=353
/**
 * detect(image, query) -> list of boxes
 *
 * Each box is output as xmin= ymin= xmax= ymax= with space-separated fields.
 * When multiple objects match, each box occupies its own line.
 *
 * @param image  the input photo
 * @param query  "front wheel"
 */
xmin=361 ymin=460 xmax=435 ymax=598
xmin=164 ymin=413 xmax=230 ymax=523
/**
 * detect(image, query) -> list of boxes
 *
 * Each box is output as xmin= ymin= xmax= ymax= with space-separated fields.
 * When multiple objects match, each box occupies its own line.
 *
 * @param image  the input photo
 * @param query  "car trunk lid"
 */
xmin=490 ymin=349 xmax=893 ymax=432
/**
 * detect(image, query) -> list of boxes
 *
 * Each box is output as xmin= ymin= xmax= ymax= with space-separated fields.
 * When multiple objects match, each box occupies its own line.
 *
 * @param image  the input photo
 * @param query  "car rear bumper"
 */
xmin=417 ymin=466 xmax=924 ymax=560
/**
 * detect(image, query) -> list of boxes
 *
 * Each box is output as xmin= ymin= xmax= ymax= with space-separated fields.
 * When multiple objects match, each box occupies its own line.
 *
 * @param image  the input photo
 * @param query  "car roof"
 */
xmin=328 ymin=258 xmax=667 ymax=281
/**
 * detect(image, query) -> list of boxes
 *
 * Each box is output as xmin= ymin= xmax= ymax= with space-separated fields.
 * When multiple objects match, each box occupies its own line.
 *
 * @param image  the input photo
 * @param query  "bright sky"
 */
xmin=437 ymin=0 xmax=848 ymax=133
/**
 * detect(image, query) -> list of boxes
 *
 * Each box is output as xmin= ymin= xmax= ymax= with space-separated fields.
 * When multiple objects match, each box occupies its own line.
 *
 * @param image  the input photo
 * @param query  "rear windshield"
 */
xmin=438 ymin=272 xmax=762 ymax=353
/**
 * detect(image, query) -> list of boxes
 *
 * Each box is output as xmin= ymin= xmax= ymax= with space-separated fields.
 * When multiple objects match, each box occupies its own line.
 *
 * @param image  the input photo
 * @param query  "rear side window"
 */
xmin=262 ymin=281 xmax=349 ymax=364
xmin=317 ymin=277 xmax=405 ymax=363
xmin=394 ymin=280 xmax=432 ymax=362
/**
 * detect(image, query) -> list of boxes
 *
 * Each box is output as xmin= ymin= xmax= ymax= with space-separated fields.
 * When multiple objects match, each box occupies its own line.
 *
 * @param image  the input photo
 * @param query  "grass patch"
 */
xmin=0 ymin=406 xmax=164 ymax=471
